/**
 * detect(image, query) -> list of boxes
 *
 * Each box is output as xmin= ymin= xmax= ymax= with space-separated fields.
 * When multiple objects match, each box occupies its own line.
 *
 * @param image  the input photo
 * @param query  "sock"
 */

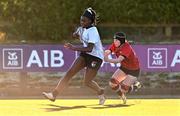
xmin=98 ymin=88 xmax=104 ymax=95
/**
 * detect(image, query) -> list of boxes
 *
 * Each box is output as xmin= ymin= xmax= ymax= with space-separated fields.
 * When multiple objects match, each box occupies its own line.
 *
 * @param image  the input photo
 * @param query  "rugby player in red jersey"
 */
xmin=104 ymin=32 xmax=141 ymax=104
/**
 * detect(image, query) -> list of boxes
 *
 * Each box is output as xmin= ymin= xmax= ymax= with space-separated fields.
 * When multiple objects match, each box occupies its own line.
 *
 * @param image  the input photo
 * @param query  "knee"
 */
xmin=128 ymin=75 xmax=137 ymax=81
xmin=124 ymin=75 xmax=137 ymax=85
xmin=109 ymin=78 xmax=120 ymax=91
xmin=120 ymin=83 xmax=130 ymax=92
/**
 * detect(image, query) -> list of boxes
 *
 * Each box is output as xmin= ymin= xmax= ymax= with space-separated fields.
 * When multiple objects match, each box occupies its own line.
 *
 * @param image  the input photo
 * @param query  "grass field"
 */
xmin=0 ymin=99 xmax=180 ymax=116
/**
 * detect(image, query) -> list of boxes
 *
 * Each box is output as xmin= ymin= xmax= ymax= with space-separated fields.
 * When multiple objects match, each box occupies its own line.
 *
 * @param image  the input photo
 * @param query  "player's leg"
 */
xmin=109 ymin=69 xmax=127 ymax=104
xmin=123 ymin=69 xmax=142 ymax=92
xmin=133 ymin=81 xmax=142 ymax=91
xmin=109 ymin=69 xmax=126 ymax=92
xmin=120 ymin=75 xmax=137 ymax=93
xmin=42 ymin=56 xmax=86 ymax=101
xmin=84 ymin=68 xmax=105 ymax=105
xmin=84 ymin=68 xmax=105 ymax=94
xmin=53 ymin=56 xmax=86 ymax=95
xmin=132 ymin=70 xmax=142 ymax=91
xmin=83 ymin=56 xmax=105 ymax=105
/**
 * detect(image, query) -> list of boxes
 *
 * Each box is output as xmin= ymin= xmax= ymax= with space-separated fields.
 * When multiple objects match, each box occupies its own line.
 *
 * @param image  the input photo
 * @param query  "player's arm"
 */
xmin=72 ymin=32 xmax=79 ymax=38
xmin=106 ymin=55 xmax=125 ymax=63
xmin=104 ymin=50 xmax=125 ymax=63
xmin=72 ymin=27 xmax=82 ymax=38
xmin=64 ymin=42 xmax=94 ymax=52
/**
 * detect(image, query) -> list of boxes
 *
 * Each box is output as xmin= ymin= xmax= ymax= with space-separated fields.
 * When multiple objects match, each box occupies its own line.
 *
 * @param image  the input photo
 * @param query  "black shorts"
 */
xmin=80 ymin=53 xmax=102 ymax=70
xmin=120 ymin=66 xmax=140 ymax=77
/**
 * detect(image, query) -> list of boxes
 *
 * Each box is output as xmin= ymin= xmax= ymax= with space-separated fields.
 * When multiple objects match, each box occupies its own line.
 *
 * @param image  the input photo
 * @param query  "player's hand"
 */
xmin=64 ymin=43 xmax=75 ymax=50
xmin=72 ymin=27 xmax=82 ymax=39
xmin=104 ymin=50 xmax=111 ymax=62
xmin=72 ymin=32 xmax=79 ymax=38
xmin=104 ymin=50 xmax=110 ymax=56
xmin=104 ymin=55 xmax=109 ymax=62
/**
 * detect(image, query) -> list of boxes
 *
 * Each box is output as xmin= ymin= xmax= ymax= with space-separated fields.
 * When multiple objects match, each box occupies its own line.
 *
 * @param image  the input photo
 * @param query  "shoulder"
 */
xmin=120 ymin=42 xmax=132 ymax=52
xmin=87 ymin=27 xmax=98 ymax=33
xmin=122 ymin=42 xmax=131 ymax=49
xmin=86 ymin=27 xmax=100 ymax=39
xmin=109 ymin=43 xmax=115 ymax=50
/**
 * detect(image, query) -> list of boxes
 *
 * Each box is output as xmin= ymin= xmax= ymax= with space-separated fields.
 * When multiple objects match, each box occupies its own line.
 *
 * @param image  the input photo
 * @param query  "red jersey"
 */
xmin=109 ymin=42 xmax=140 ymax=70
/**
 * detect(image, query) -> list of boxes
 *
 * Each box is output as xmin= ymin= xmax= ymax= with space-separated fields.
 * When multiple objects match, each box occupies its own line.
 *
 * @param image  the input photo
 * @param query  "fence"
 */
xmin=99 ymin=24 xmax=180 ymax=42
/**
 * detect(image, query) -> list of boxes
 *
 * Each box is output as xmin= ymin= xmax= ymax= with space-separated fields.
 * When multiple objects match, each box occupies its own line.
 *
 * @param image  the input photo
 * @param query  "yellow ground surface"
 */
xmin=0 ymin=99 xmax=180 ymax=116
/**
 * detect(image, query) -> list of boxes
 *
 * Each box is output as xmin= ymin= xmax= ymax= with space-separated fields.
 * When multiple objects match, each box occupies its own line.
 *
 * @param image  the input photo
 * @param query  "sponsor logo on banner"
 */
xmin=26 ymin=50 xmax=64 ymax=68
xmin=148 ymin=48 xmax=167 ymax=68
xmin=3 ymin=48 xmax=23 ymax=69
xmin=171 ymin=50 xmax=180 ymax=67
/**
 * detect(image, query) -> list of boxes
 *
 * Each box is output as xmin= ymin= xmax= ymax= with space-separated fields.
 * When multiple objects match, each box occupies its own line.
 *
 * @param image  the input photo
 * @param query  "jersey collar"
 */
xmin=85 ymin=25 xmax=93 ymax=29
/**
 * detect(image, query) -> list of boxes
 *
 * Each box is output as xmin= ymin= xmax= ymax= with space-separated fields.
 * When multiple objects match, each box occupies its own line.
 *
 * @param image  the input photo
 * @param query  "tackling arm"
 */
xmin=104 ymin=50 xmax=125 ymax=63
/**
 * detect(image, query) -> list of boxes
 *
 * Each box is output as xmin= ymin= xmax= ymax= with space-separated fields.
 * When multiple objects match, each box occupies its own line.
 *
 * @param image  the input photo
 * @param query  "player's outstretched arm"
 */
xmin=64 ymin=42 xmax=94 ymax=52
xmin=104 ymin=50 xmax=125 ymax=63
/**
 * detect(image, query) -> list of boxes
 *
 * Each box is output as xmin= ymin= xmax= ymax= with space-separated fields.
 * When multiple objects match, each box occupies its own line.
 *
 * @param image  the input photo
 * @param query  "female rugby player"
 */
xmin=43 ymin=8 xmax=105 ymax=105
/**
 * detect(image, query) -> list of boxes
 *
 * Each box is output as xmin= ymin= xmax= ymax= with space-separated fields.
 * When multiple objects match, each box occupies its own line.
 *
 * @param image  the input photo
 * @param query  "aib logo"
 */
xmin=3 ymin=49 xmax=23 ymax=69
xmin=148 ymin=48 xmax=167 ymax=68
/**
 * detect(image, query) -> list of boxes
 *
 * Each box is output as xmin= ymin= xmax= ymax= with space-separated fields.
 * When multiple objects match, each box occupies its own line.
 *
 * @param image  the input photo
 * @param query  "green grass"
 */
xmin=0 ymin=99 xmax=180 ymax=116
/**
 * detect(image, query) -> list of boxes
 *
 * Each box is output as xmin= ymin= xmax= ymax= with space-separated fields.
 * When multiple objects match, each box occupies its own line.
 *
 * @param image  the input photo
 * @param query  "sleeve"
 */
xmin=120 ymin=44 xmax=131 ymax=58
xmin=77 ymin=27 xmax=83 ymax=36
xmin=108 ymin=43 xmax=115 ymax=53
xmin=87 ymin=28 xmax=99 ymax=44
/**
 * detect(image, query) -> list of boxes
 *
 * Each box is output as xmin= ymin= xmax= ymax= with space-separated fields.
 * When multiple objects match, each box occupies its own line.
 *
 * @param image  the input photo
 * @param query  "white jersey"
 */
xmin=76 ymin=26 xmax=104 ymax=60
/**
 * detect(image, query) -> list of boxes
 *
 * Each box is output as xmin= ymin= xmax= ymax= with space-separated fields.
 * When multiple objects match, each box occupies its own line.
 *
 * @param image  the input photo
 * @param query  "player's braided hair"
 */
xmin=82 ymin=7 xmax=98 ymax=25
